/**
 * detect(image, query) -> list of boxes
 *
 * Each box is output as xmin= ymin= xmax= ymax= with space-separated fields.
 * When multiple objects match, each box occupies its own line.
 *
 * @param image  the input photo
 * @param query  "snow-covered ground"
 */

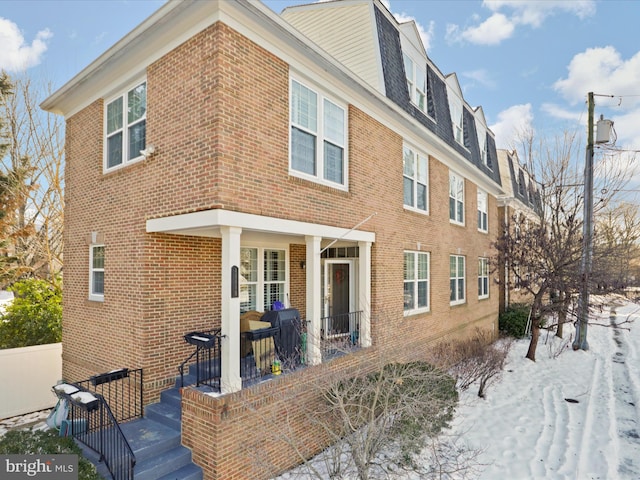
xmin=278 ymin=295 xmax=640 ymax=479
xmin=449 ymin=295 xmax=640 ymax=479
xmin=4 ymin=296 xmax=639 ymax=479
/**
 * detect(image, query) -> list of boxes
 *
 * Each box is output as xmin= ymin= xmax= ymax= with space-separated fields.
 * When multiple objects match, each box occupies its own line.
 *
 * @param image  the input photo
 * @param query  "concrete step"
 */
xmin=160 ymin=386 xmax=182 ymax=408
xmin=156 ymin=462 xmax=203 ymax=480
xmin=134 ymin=445 xmax=195 ymax=480
xmin=145 ymin=400 xmax=181 ymax=431
xmin=119 ymin=418 xmax=181 ymax=464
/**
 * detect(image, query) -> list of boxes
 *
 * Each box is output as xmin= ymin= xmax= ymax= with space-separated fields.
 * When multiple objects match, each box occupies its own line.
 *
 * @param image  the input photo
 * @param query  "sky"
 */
xmin=276 ymin=295 xmax=640 ymax=479
xmin=2 ymin=0 xmax=640 ymax=193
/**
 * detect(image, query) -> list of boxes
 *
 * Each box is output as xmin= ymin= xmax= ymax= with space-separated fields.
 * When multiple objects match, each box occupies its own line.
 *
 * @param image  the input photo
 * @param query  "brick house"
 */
xmin=497 ymin=149 xmax=541 ymax=312
xmin=42 ymin=0 xmax=509 ymax=478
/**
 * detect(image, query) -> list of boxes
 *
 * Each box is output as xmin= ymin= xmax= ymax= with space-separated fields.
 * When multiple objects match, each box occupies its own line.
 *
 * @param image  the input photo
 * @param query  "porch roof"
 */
xmin=146 ymin=209 xmax=376 ymax=245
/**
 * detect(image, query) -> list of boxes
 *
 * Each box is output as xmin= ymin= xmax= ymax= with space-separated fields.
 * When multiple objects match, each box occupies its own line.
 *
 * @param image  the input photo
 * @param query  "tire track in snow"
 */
xmin=575 ymin=354 xmax=604 ymax=478
xmin=531 ymin=385 xmax=569 ymax=478
xmin=609 ymin=310 xmax=640 ymax=478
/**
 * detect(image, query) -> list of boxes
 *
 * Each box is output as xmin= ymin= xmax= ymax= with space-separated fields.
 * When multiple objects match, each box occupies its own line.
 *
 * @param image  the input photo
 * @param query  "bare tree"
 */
xmin=495 ymin=129 xmax=634 ymax=361
xmin=0 ymin=71 xmax=64 ymax=287
xmin=250 ymin=354 xmax=481 ymax=480
xmin=593 ymin=202 xmax=640 ymax=291
xmin=427 ymin=330 xmax=512 ymax=398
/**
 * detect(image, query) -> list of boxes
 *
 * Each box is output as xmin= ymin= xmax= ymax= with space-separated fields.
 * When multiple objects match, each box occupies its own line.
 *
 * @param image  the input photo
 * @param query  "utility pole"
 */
xmin=573 ymin=92 xmax=594 ymax=351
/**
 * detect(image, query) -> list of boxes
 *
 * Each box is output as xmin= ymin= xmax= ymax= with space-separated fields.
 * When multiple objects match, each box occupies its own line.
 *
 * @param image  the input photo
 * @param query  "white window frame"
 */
xmin=478 ymin=257 xmax=489 ymax=299
xmin=448 ymin=92 xmax=464 ymax=145
xmin=104 ymin=79 xmax=147 ymax=172
xmin=403 ymin=144 xmax=429 ymax=213
xmin=450 ymin=254 xmax=466 ymax=305
xmin=477 ymin=189 xmax=488 ymax=233
xmin=476 ymin=124 xmax=488 ymax=166
xmin=404 ymin=251 xmax=430 ymax=315
xmin=449 ymin=171 xmax=465 ymax=225
xmin=240 ymin=246 xmax=289 ymax=312
xmin=289 ymin=78 xmax=348 ymax=190
xmin=89 ymin=245 xmax=105 ymax=302
xmin=403 ymin=53 xmax=427 ymax=113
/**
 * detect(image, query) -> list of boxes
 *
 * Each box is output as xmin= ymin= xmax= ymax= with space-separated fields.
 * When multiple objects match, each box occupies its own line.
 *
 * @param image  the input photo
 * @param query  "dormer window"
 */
xmin=105 ymin=80 xmax=146 ymax=171
xmin=448 ymin=92 xmax=464 ymax=145
xmin=403 ymin=53 xmax=427 ymax=113
xmin=476 ymin=124 xmax=487 ymax=166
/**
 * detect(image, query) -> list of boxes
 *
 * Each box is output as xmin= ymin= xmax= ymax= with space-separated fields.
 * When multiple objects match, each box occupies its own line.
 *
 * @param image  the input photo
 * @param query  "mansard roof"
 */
xmin=372 ymin=4 xmax=501 ymax=186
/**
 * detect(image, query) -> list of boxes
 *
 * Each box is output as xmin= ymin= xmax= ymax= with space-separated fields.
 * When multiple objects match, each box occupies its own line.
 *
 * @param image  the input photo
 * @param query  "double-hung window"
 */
xmin=403 ymin=54 xmax=427 ymax=113
xmin=477 ymin=189 xmax=488 ymax=232
xmin=449 ymin=171 xmax=464 ymax=224
xmin=290 ymin=79 xmax=346 ymax=188
xmin=89 ymin=245 xmax=105 ymax=301
xmin=478 ymin=257 xmax=489 ymax=299
xmin=240 ymin=247 xmax=287 ymax=312
xmin=105 ymin=81 xmax=146 ymax=171
xmin=476 ymin=124 xmax=488 ymax=166
xmin=404 ymin=251 xmax=429 ymax=314
xmin=450 ymin=255 xmax=465 ymax=305
xmin=448 ymin=92 xmax=464 ymax=145
xmin=403 ymin=145 xmax=428 ymax=212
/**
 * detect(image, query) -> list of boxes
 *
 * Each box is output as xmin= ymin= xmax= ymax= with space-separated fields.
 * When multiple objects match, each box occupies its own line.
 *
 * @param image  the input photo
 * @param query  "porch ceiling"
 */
xmin=146 ymin=208 xmax=376 ymax=245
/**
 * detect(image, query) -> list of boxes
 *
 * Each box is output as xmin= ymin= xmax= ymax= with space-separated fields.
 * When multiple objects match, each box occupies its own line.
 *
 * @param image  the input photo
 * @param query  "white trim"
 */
xmin=103 ymin=78 xmax=147 ymax=173
xmin=449 ymin=170 xmax=465 ymax=226
xmin=306 ymin=235 xmax=322 ymax=365
xmin=477 ymin=189 xmax=488 ymax=233
xmin=221 ymin=226 xmax=242 ymax=393
xmin=403 ymin=250 xmax=430 ymax=316
xmin=89 ymin=244 xmax=105 ymax=302
xmin=478 ymin=257 xmax=489 ymax=300
xmin=323 ymin=259 xmax=355 ymax=319
xmin=240 ymin=246 xmax=289 ymax=312
xmin=146 ymin=209 xmax=375 ymax=244
xmin=449 ymin=254 xmax=466 ymax=306
xmin=402 ymin=142 xmax=429 ymax=214
xmin=289 ymin=76 xmax=349 ymax=191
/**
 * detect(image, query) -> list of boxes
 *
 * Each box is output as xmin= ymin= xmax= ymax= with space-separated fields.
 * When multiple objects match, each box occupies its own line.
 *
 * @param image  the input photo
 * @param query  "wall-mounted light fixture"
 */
xmin=300 ymin=261 xmax=306 ymax=270
xmin=140 ymin=144 xmax=156 ymax=158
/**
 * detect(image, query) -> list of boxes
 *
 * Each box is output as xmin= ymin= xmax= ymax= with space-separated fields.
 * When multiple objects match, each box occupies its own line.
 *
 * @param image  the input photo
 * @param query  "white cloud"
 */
xmin=457 ymin=13 xmax=515 ymax=45
xmin=489 ymin=104 xmax=534 ymax=149
xmin=553 ymin=46 xmax=640 ymax=150
xmin=449 ymin=0 xmax=595 ymax=46
xmin=461 ymin=69 xmax=497 ymax=89
xmin=554 ymin=47 xmax=640 ymax=107
xmin=607 ymin=109 xmax=640 ymax=152
xmin=484 ymin=0 xmax=596 ymax=27
xmin=540 ymin=103 xmax=583 ymax=122
xmin=385 ymin=0 xmax=434 ymax=52
xmin=0 ymin=17 xmax=52 ymax=72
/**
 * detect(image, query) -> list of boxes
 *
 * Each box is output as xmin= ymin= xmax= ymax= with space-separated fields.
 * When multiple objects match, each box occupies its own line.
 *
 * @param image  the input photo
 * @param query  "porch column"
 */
xmin=358 ymin=240 xmax=372 ymax=348
xmin=305 ymin=236 xmax=322 ymax=365
xmin=221 ymin=226 xmax=242 ymax=393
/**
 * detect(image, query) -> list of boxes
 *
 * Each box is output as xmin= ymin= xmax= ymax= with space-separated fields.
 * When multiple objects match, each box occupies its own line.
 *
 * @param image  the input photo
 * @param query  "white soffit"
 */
xmin=146 ymin=209 xmax=376 ymax=243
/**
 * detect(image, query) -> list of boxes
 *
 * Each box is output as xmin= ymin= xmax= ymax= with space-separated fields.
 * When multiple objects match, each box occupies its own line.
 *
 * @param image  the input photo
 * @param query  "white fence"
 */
xmin=0 ymin=343 xmax=62 ymax=419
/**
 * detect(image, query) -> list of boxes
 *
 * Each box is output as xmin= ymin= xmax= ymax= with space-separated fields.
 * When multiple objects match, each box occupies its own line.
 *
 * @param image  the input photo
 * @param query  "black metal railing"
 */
xmin=321 ymin=310 xmax=362 ymax=359
xmin=53 ymin=370 xmax=141 ymax=480
xmin=240 ymin=327 xmax=279 ymax=382
xmin=180 ymin=312 xmax=362 ymax=390
xmin=180 ymin=329 xmax=222 ymax=389
xmin=75 ymin=368 xmax=143 ymax=423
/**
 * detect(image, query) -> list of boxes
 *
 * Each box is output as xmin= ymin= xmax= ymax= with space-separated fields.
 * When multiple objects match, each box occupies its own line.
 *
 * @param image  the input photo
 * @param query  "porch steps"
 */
xmin=79 ymin=366 xmax=205 ymax=479
xmin=79 ymin=416 xmax=202 ymax=479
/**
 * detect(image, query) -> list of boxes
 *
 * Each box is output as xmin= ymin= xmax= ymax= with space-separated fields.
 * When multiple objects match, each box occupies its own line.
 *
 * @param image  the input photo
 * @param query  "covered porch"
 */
xmin=146 ymin=208 xmax=375 ymax=394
